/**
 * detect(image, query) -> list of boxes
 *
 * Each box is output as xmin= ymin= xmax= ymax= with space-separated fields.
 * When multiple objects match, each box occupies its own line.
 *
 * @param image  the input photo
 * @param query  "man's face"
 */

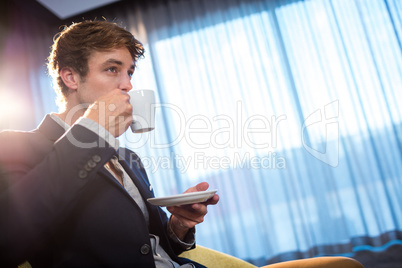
xmin=76 ymin=47 xmax=135 ymax=105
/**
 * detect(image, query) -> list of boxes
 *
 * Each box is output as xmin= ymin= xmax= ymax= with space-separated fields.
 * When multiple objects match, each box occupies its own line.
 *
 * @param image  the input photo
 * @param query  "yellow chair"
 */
xmin=179 ymin=245 xmax=364 ymax=268
xmin=179 ymin=245 xmax=257 ymax=268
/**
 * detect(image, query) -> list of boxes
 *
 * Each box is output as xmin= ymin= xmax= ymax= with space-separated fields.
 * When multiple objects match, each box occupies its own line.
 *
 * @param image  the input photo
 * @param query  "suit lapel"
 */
xmin=118 ymin=156 xmax=154 ymax=200
xmin=98 ymin=166 xmax=125 ymax=189
xmin=116 ymin=150 xmax=175 ymax=253
xmin=116 ymin=148 xmax=161 ymax=219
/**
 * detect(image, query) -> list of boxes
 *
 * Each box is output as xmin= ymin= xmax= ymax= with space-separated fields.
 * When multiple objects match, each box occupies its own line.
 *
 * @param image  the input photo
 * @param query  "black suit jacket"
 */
xmin=0 ymin=115 xmax=201 ymax=267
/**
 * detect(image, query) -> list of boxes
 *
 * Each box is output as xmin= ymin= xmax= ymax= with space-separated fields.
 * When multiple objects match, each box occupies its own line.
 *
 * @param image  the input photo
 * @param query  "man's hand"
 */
xmin=167 ymin=182 xmax=219 ymax=240
xmin=83 ymin=89 xmax=133 ymax=137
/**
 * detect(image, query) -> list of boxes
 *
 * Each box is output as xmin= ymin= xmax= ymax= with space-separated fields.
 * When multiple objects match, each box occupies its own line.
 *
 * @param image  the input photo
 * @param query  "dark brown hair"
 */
xmin=47 ymin=20 xmax=145 ymax=109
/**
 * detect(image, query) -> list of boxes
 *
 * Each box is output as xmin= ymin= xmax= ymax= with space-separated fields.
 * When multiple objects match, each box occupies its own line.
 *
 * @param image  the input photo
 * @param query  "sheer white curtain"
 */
xmin=117 ymin=0 xmax=402 ymax=264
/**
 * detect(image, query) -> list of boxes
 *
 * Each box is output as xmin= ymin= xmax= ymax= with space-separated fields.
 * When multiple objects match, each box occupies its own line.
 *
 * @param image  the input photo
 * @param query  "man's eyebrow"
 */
xmin=103 ymin=59 xmax=135 ymax=69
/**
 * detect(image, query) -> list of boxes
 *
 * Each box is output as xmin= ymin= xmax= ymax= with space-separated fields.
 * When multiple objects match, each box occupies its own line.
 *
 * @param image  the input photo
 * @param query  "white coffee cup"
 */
xmin=128 ymin=89 xmax=156 ymax=133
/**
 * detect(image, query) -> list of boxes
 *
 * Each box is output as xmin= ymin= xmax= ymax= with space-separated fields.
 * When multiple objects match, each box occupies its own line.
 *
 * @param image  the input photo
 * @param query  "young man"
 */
xmin=0 ymin=21 xmax=218 ymax=267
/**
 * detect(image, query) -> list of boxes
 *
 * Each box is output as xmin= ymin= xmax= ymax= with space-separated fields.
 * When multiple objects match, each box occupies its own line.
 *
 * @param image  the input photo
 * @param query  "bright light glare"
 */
xmin=0 ymin=91 xmax=26 ymax=129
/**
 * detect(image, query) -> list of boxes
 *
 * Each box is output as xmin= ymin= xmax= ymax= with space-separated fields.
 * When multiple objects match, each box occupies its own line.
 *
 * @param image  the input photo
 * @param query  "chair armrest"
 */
xmin=179 ymin=245 xmax=257 ymax=268
xmin=261 ymin=256 xmax=364 ymax=268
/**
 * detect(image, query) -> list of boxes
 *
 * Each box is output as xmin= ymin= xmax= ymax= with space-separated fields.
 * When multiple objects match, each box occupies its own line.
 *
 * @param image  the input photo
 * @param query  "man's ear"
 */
xmin=59 ymin=67 xmax=80 ymax=90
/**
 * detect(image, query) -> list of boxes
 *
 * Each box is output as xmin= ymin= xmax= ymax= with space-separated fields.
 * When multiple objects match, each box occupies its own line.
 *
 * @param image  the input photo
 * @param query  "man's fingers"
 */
xmin=195 ymin=182 xmax=209 ymax=191
xmin=203 ymin=194 xmax=219 ymax=205
xmin=168 ymin=184 xmax=219 ymax=237
xmin=84 ymin=89 xmax=134 ymax=137
xmin=168 ymin=203 xmax=208 ymax=223
xmin=184 ymin=182 xmax=209 ymax=194
xmin=168 ymin=209 xmax=205 ymax=229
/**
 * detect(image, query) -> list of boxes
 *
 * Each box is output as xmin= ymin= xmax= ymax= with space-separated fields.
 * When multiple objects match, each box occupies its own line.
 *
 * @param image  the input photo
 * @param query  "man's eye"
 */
xmin=128 ymin=71 xmax=134 ymax=78
xmin=107 ymin=67 xmax=117 ymax=72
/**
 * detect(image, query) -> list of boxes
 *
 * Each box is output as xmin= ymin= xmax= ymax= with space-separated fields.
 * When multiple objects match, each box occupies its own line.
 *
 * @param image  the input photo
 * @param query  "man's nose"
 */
xmin=119 ymin=74 xmax=133 ymax=92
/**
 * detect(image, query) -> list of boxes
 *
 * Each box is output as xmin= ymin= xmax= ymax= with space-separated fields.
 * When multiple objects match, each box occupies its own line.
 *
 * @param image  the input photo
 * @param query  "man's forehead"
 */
xmin=89 ymin=48 xmax=135 ymax=66
xmin=101 ymin=58 xmax=135 ymax=69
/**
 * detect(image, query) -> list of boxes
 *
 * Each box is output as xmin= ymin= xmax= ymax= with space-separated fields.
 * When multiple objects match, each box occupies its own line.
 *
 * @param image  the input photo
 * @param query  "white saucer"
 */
xmin=147 ymin=190 xmax=217 ymax=207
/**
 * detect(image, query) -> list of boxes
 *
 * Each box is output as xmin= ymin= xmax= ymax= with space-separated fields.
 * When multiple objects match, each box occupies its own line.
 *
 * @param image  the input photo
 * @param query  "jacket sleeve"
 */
xmin=0 ymin=124 xmax=116 ymax=266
